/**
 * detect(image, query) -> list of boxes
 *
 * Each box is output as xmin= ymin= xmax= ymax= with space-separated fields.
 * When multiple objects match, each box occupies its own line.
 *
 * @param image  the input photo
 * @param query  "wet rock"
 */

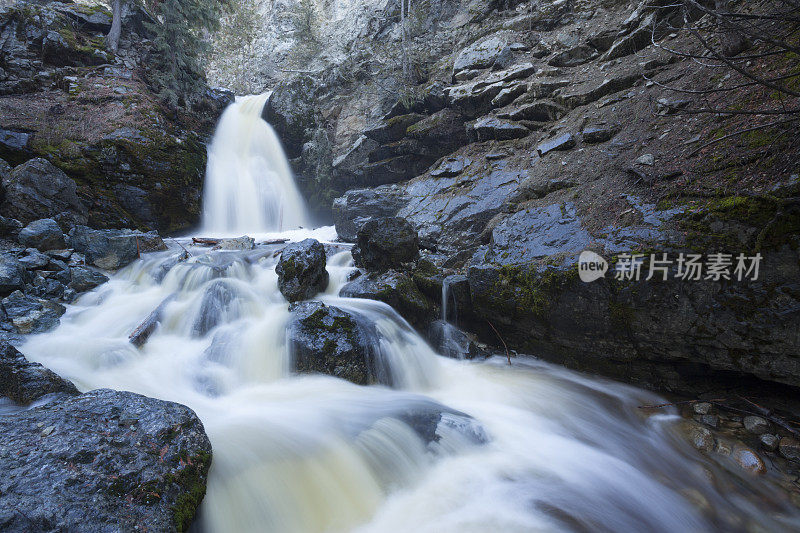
xmin=262 ymin=75 xmax=317 ymax=159
xmin=697 ymin=414 xmax=720 ymax=429
xmin=778 ymin=437 xmax=800 ymax=461
xmin=0 ymin=255 xmax=29 ymax=295
xmin=428 ymin=320 xmax=486 ymax=359
xmin=69 ymin=226 xmax=166 ymax=270
xmin=0 ymin=158 xmax=87 ymax=226
xmin=683 ymin=422 xmax=715 ymax=452
xmin=693 ymin=402 xmax=713 ymax=415
xmin=365 ymin=113 xmax=426 ymax=144
xmin=340 ymin=271 xmax=433 ymax=328
xmin=469 ymin=116 xmax=529 ymax=141
xmin=69 ymin=265 xmax=109 ymax=293
xmin=333 ymin=135 xmax=380 ymax=174
xmin=395 ymin=403 xmax=488 ymax=447
xmin=2 ymin=290 xmax=65 ymax=334
xmin=491 ymin=83 xmax=527 ymax=108
xmin=732 ymin=445 xmax=766 ymax=474
xmin=453 ymin=35 xmax=508 ymax=75
xmin=0 ymin=388 xmax=212 ymax=532
xmin=287 ymin=301 xmax=380 ymax=385
xmin=113 ymin=184 xmax=158 ymax=229
xmin=18 ymin=248 xmax=51 ymax=270
xmin=192 ymin=280 xmax=242 ymax=336
xmin=0 ymin=215 xmax=23 ymax=239
xmin=216 ymin=236 xmax=255 ymax=250
xmin=18 ymin=218 xmax=65 ymax=251
xmin=352 ymin=217 xmax=419 ymax=271
xmin=743 ymin=416 xmax=770 ymax=435
xmin=582 ymin=123 xmax=620 ymax=143
xmin=760 ymin=433 xmax=779 ymax=451
xmin=333 ymin=187 xmax=408 ymax=242
xmin=276 ymin=239 xmax=329 ymax=302
xmin=0 ymin=342 xmax=78 ymax=404
xmin=537 ymin=133 xmax=576 ymax=156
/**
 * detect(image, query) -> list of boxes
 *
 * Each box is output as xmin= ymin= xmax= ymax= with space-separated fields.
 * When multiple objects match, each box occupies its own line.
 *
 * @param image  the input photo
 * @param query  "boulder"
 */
xmin=453 ymin=35 xmax=508 ymax=75
xmin=286 ymin=301 xmax=381 ymax=385
xmin=364 ymin=113 xmax=426 ymax=144
xmin=276 ymin=239 xmax=329 ymax=302
xmin=18 ymin=218 xmax=65 ymax=251
xmin=0 ymin=129 xmax=31 ymax=162
xmin=0 ymin=255 xmax=29 ymax=295
xmin=332 ymin=187 xmax=409 ymax=242
xmin=262 ymin=75 xmax=317 ymax=159
xmin=0 ymin=342 xmax=78 ymax=404
xmin=0 ymin=215 xmax=23 ymax=240
xmin=0 ymin=388 xmax=212 ymax=532
xmin=537 ymin=133 xmax=576 ymax=156
xmin=405 ymin=109 xmax=469 ymax=154
xmin=0 ymin=158 xmax=86 ymax=226
xmin=339 ymin=271 xmax=434 ymax=328
xmin=2 ymin=290 xmax=65 ymax=334
xmin=69 ymin=226 xmax=166 ymax=270
xmin=191 ymin=280 xmax=242 ymax=337
xmin=469 ymin=116 xmax=530 ymax=141
xmin=69 ymin=265 xmax=109 ymax=293
xmin=352 ymin=217 xmax=419 ymax=271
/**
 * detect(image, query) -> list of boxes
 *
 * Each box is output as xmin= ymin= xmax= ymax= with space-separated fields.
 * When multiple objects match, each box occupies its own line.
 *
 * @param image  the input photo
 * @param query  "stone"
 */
xmin=69 ymin=226 xmax=166 ymax=270
xmin=0 ymin=388 xmax=211 ymax=532
xmin=697 ymin=414 xmax=719 ymax=428
xmin=2 ymin=290 xmax=65 ymax=334
xmin=262 ymin=75 xmax=317 ymax=158
xmin=498 ymin=100 xmax=566 ymax=122
xmin=405 ymin=109 xmax=470 ymax=155
xmin=286 ymin=301 xmax=381 ymax=385
xmin=428 ymin=320 xmax=486 ymax=359
xmin=0 ymin=255 xmax=28 ymax=295
xmin=0 ymin=158 xmax=86 ymax=226
xmin=191 ymin=280 xmax=244 ymax=337
xmin=332 ymin=187 xmax=408 ymax=243
xmin=453 ymin=35 xmax=508 ymax=75
xmin=340 ymin=271 xmax=434 ymax=328
xmin=469 ymin=116 xmax=530 ymax=141
xmin=0 ymin=215 xmax=22 ymax=239
xmin=69 ymin=266 xmax=109 ymax=293
xmin=536 ymin=133 xmax=576 ymax=156
xmin=18 ymin=248 xmax=50 ymax=270
xmin=216 ymin=236 xmax=255 ymax=250
xmin=18 ymin=218 xmax=66 ymax=251
xmin=276 ymin=239 xmax=329 ymax=302
xmin=430 ymin=157 xmax=470 ymax=178
xmin=352 ymin=217 xmax=419 ymax=271
xmin=778 ymin=437 xmax=800 ymax=461
xmin=113 ymin=184 xmax=157 ymax=229
xmin=683 ymin=422 xmax=715 ymax=452
xmin=491 ymin=83 xmax=527 ymax=108
xmin=0 ymin=342 xmax=78 ymax=404
xmin=636 ymin=153 xmax=655 ymax=166
xmin=582 ymin=124 xmax=620 ymax=143
xmin=759 ymin=433 xmax=779 ymax=451
xmin=743 ymin=415 xmax=770 ymax=435
xmin=548 ymin=44 xmax=597 ymax=67
xmin=364 ymin=113 xmax=426 ymax=144
xmin=732 ymin=445 xmax=766 ymax=474
xmin=0 ymin=128 xmax=31 ymax=160
xmin=693 ymin=402 xmax=713 ymax=415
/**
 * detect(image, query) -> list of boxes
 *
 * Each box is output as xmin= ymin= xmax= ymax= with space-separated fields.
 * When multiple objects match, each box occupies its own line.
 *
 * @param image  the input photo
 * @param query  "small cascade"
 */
xmin=201 ymin=93 xmax=309 ymax=235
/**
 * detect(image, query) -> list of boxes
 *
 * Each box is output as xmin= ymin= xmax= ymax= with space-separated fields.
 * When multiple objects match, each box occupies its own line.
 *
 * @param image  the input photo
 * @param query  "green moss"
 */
xmin=487 ymin=264 xmax=580 ymax=318
xmin=169 ymin=449 xmax=212 ymax=531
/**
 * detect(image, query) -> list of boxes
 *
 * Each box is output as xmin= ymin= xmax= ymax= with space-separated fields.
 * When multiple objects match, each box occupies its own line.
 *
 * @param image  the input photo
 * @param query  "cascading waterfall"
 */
xmin=16 ymin=97 xmax=800 ymax=532
xmin=201 ymin=93 xmax=309 ymax=235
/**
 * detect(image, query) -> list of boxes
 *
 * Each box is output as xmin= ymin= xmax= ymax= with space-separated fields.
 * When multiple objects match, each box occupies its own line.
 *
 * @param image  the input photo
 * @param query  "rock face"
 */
xmin=276 ymin=239 xmax=329 ymax=302
xmin=0 ymin=342 xmax=78 ymax=404
xmin=18 ymin=218 xmax=66 ymax=251
xmin=352 ymin=217 xmax=419 ymax=271
xmin=262 ymin=76 xmax=316 ymax=159
xmin=0 ymin=159 xmax=87 ymax=227
xmin=332 ymin=187 xmax=408 ymax=242
xmin=69 ymin=226 xmax=167 ymax=270
xmin=286 ymin=301 xmax=383 ymax=385
xmin=0 ymin=388 xmax=212 ymax=532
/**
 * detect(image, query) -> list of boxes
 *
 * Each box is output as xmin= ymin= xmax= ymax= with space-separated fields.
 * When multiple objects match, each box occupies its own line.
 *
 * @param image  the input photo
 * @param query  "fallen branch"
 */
xmin=192 ymin=237 xmax=220 ymax=245
xmin=486 ymin=320 xmax=512 ymax=365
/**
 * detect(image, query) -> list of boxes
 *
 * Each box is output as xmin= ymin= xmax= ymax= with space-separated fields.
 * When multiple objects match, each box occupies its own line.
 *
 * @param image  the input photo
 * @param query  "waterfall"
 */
xmin=201 ymin=93 xmax=309 ymax=235
xmin=15 ymin=99 xmax=800 ymax=533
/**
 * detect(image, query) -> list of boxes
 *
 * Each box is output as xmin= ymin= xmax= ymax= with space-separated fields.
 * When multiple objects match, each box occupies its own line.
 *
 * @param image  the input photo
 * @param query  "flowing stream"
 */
xmin=18 ymin=96 xmax=800 ymax=532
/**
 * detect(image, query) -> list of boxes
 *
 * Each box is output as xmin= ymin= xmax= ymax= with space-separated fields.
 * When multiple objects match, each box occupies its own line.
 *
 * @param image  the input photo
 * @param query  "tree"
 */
xmin=106 ymin=0 xmax=124 ymax=52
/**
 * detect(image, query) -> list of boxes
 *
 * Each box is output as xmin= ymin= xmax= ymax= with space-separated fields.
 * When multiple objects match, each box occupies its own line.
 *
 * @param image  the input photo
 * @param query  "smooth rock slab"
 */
xmin=0 ymin=388 xmax=212 ymax=532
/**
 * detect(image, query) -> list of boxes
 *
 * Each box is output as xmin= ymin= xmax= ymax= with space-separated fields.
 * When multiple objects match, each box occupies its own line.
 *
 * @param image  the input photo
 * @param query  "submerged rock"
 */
xmin=339 ymin=271 xmax=434 ymax=329
xmin=0 ymin=342 xmax=78 ymax=404
xmin=428 ymin=320 xmax=487 ymax=360
xmin=69 ymin=226 xmax=167 ymax=270
xmin=0 ymin=388 xmax=212 ymax=532
xmin=287 ymin=301 xmax=382 ymax=385
xmin=352 ymin=217 xmax=419 ymax=271
xmin=276 ymin=239 xmax=329 ymax=302
xmin=18 ymin=218 xmax=65 ymax=251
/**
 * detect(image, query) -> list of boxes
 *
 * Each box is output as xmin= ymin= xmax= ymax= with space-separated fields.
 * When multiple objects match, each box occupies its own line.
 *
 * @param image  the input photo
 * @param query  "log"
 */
xmin=192 ymin=237 xmax=220 ymax=245
xmin=129 ymin=294 xmax=176 ymax=347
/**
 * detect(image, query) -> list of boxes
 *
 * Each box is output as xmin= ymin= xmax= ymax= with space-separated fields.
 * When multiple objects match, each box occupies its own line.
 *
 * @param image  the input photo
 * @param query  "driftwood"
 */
xmin=262 ymin=238 xmax=288 ymax=245
xmin=129 ymin=294 xmax=177 ymax=347
xmin=192 ymin=237 xmax=220 ymax=246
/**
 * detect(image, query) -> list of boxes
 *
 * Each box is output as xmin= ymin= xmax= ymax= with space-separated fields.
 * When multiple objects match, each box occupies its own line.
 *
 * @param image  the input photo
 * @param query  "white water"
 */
xmin=16 ymin=97 xmax=800 ymax=532
xmin=201 ymin=93 xmax=309 ymax=235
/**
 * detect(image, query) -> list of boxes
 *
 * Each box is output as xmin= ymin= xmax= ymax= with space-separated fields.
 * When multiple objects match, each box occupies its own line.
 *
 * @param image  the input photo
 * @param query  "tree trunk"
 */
xmin=106 ymin=0 xmax=124 ymax=53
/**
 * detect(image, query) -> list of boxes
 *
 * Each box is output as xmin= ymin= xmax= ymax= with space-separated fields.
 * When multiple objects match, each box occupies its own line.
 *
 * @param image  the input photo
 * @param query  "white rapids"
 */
xmin=17 ymin=96 xmax=800 ymax=532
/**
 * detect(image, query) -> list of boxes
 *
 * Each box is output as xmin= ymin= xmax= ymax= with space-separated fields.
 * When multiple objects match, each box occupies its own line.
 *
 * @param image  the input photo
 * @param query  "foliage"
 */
xmin=142 ymin=0 xmax=228 ymax=108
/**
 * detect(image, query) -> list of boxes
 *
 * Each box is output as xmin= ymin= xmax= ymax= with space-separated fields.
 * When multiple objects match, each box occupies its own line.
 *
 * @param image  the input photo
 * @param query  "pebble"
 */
xmin=696 ymin=414 xmax=719 ymax=429
xmin=778 ymin=437 xmax=800 ymax=461
xmin=732 ymin=445 xmax=766 ymax=474
xmin=743 ymin=416 xmax=770 ymax=435
xmin=685 ymin=423 xmax=715 ymax=452
xmin=693 ymin=402 xmax=712 ymax=415
xmin=760 ymin=433 xmax=779 ymax=451
xmin=636 ymin=153 xmax=655 ymax=166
